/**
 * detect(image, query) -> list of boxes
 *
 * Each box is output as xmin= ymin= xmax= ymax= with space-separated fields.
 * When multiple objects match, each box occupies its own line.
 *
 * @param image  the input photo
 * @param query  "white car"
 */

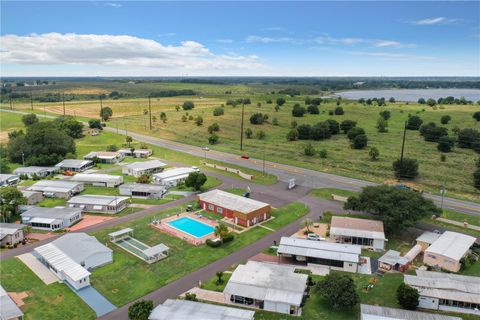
xmin=307 ymin=233 xmax=325 ymax=241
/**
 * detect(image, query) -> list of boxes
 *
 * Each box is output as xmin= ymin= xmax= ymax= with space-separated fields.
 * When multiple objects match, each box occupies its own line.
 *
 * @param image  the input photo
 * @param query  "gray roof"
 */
xmin=149 ymin=299 xmax=255 ymax=320
xmin=68 ymin=195 xmax=129 ymax=206
xmin=197 ymin=189 xmax=270 ymax=214
xmin=28 ymin=179 xmax=83 ymax=193
xmin=142 ymin=243 xmax=169 ymax=257
xmin=70 ymin=173 xmax=123 ymax=184
xmin=0 ymin=223 xmax=25 ymax=239
xmin=108 ymin=228 xmax=133 ymax=238
xmin=378 ymin=250 xmax=409 ymax=266
xmin=119 ymin=183 xmax=165 ymax=193
xmin=21 ymin=206 xmax=82 ymax=219
xmin=153 ymin=167 xmax=197 ymax=180
xmin=0 ymin=174 xmax=19 ymax=183
xmin=51 ymin=233 xmax=112 ymax=264
xmin=13 ymin=166 xmax=56 ymax=175
xmin=416 ymin=231 xmax=441 ymax=244
xmin=21 ymin=190 xmax=42 ymax=198
xmin=55 ymin=159 xmax=93 ymax=168
xmin=360 ymin=304 xmax=461 ymax=320
xmin=277 ymin=236 xmax=361 ymax=263
xmin=0 ymin=285 xmax=24 ymax=320
xmin=425 ymin=231 xmax=475 ymax=261
xmin=124 ymin=160 xmax=166 ymax=171
xmin=224 ymin=261 xmax=307 ymax=306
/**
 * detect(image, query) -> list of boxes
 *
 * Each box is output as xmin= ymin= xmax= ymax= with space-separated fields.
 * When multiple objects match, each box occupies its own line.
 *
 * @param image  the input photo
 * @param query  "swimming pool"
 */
xmin=168 ymin=217 xmax=215 ymax=238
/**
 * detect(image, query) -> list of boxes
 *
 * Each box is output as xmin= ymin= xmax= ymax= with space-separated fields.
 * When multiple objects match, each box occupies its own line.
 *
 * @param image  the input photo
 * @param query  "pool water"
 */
xmin=168 ymin=217 xmax=215 ymax=238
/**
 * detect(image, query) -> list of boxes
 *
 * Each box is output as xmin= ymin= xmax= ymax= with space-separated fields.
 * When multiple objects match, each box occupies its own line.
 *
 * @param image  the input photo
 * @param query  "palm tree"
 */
xmin=215 ymin=271 xmax=224 ymax=285
xmin=301 ymin=218 xmax=313 ymax=233
xmin=214 ymin=223 xmax=229 ymax=242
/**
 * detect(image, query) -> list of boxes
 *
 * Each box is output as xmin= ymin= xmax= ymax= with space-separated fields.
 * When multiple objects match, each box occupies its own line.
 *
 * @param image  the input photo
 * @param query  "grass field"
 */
xmin=3 ymin=83 xmax=478 ymax=202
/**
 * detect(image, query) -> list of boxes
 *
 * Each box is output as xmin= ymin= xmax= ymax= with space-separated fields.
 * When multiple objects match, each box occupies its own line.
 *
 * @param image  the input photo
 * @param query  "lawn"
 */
xmin=262 ymin=202 xmax=308 ymax=230
xmin=37 ymin=197 xmax=67 ymax=208
xmin=309 ymin=188 xmax=358 ymax=201
xmin=200 ymin=272 xmax=232 ymax=292
xmin=0 ymin=258 xmax=96 ymax=320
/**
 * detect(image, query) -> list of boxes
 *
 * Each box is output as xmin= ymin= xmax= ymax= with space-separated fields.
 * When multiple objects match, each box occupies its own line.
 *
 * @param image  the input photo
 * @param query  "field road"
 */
xmin=1 ymin=108 xmax=478 ymax=215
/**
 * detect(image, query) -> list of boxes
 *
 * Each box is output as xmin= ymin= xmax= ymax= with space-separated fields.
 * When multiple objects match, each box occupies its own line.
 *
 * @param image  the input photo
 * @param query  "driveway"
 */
xmin=73 ymin=286 xmax=116 ymax=317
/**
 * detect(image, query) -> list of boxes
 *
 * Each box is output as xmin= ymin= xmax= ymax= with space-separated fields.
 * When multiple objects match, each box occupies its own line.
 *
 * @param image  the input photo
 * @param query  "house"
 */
xmin=197 ymin=189 xmax=271 ymax=228
xmin=34 ymin=233 xmax=112 ymax=290
xmin=21 ymin=207 xmax=83 ymax=231
xmin=0 ymin=223 xmax=25 ymax=247
xmin=329 ymin=216 xmax=387 ymax=250
xmin=378 ymin=250 xmax=409 ymax=272
xmin=0 ymin=285 xmax=24 ymax=320
xmin=404 ymin=270 xmax=480 ymax=316
xmin=224 ymin=261 xmax=307 ymax=315
xmin=119 ymin=183 xmax=166 ymax=199
xmin=149 ymin=299 xmax=255 ymax=320
xmin=153 ymin=167 xmax=199 ymax=187
xmin=20 ymin=190 xmax=44 ymax=205
xmin=122 ymin=160 xmax=167 ymax=177
xmin=118 ymin=148 xmax=152 ymax=158
xmin=423 ymin=231 xmax=476 ymax=272
xmin=416 ymin=231 xmax=441 ymax=251
xmin=360 ymin=304 xmax=462 ymax=320
xmin=84 ymin=151 xmax=124 ymax=164
xmin=55 ymin=159 xmax=94 ymax=172
xmin=27 ymin=180 xmax=84 ymax=198
xmin=277 ymin=236 xmax=361 ymax=272
xmin=0 ymin=174 xmax=20 ymax=187
xmin=13 ymin=166 xmax=56 ymax=179
xmin=67 ymin=195 xmax=129 ymax=214
xmin=70 ymin=173 xmax=123 ymax=188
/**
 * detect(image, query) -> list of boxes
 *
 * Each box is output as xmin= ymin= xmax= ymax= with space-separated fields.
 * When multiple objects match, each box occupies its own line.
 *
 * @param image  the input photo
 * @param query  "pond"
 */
xmin=336 ymin=88 xmax=480 ymax=102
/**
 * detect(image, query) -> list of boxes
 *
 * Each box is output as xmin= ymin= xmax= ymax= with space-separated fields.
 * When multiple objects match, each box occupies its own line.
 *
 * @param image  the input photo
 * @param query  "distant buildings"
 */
xmin=13 ymin=166 xmax=56 ymax=179
xmin=404 ymin=270 xmax=480 ymax=316
xmin=0 ymin=174 xmax=19 ymax=187
xmin=122 ymin=160 xmax=167 ymax=177
xmin=119 ymin=183 xmax=166 ymax=199
xmin=0 ymin=284 xmax=24 ymax=320
xmin=360 ymin=304 xmax=462 ymax=320
xmin=0 ymin=223 xmax=25 ymax=247
xmin=224 ymin=261 xmax=307 ymax=315
xmin=67 ymin=195 xmax=129 ymax=213
xmin=118 ymin=148 xmax=152 ymax=158
xmin=70 ymin=173 xmax=123 ymax=188
xmin=55 ymin=159 xmax=94 ymax=172
xmin=329 ymin=216 xmax=387 ymax=251
xmin=27 ymin=180 xmax=84 ymax=198
xmin=153 ymin=167 xmax=199 ymax=187
xmin=21 ymin=207 xmax=83 ymax=231
xmin=197 ymin=189 xmax=271 ymax=227
xmin=84 ymin=151 xmax=124 ymax=164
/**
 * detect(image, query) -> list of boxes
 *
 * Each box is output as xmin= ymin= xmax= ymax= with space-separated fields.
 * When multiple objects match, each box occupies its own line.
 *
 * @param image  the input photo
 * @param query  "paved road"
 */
xmin=1 ymin=109 xmax=478 ymax=215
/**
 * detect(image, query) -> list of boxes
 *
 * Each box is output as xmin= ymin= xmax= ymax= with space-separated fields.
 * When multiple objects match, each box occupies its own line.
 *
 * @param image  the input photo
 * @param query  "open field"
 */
xmin=2 ymin=81 xmax=478 ymax=202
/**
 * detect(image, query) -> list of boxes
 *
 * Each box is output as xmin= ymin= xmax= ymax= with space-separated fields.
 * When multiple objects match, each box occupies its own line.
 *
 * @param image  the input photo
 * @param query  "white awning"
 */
xmin=29 ymin=217 xmax=59 ymax=224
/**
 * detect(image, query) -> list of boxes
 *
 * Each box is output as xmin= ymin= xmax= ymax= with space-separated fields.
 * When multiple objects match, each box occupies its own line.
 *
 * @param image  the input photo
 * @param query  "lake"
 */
xmin=336 ymin=89 xmax=480 ymax=102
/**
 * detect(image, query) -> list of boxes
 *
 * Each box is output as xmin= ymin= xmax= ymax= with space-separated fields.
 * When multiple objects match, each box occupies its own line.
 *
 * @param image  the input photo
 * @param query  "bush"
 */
xmin=369 ymin=147 xmax=379 ymax=160
xmin=325 ymin=119 xmax=340 ymax=135
xmin=286 ymin=129 xmax=299 ymax=141
xmin=222 ymin=233 xmax=234 ymax=243
xmin=181 ymin=115 xmax=187 ymax=122
xmin=347 ymin=127 xmax=365 ymax=140
xmin=245 ymin=128 xmax=253 ymax=139
xmin=393 ymin=158 xmax=419 ymax=179
xmin=22 ymin=114 xmax=39 ymax=126
xmin=297 ymin=124 xmax=311 ymax=140
xmin=376 ymin=117 xmax=388 ymax=133
xmin=334 ymin=106 xmax=344 ymax=115
xmin=182 ymin=101 xmax=195 ymax=110
xmin=256 ymin=130 xmax=266 ymax=140
xmin=397 ymin=283 xmax=419 ymax=310
xmin=276 ymin=97 xmax=286 ymax=106
xmin=272 ymin=117 xmax=279 ymax=126
xmin=128 ymin=300 xmax=154 ymax=320
xmin=208 ymin=134 xmax=219 ymax=145
xmin=304 ymin=143 xmax=315 ymax=156
xmin=307 ymin=105 xmax=320 ymax=114
xmin=208 ymin=123 xmax=220 ymax=134
xmin=420 ymin=123 xmax=448 ymax=142
xmin=379 ymin=110 xmax=391 ymax=120
xmin=440 ymin=115 xmax=451 ymax=124
xmin=195 ymin=116 xmax=203 ymax=126
xmin=291 ymin=120 xmax=298 ymax=128
xmin=206 ymin=239 xmax=222 ymax=247
xmin=106 ymin=144 xmax=118 ymax=152
xmin=458 ymin=128 xmax=480 ymax=149
xmin=136 ymin=175 xmax=151 ymax=184
xmin=474 ymin=168 xmax=480 ymax=190
xmin=250 ymin=113 xmax=265 ymax=124
xmin=88 ymin=119 xmax=103 ymax=130
xmin=473 ymin=111 xmax=480 ymax=121
xmin=406 ymin=115 xmax=423 ymax=130
xmin=185 ymin=293 xmax=198 ymax=301
xmin=292 ymin=104 xmax=306 ymax=117
xmin=319 ymin=149 xmax=328 ymax=158
xmin=352 ymin=134 xmax=368 ymax=149
xmin=310 ymin=122 xmax=331 ymax=140
xmin=213 ymin=107 xmax=224 ymax=116
xmin=437 ymin=136 xmax=455 ymax=152
xmin=340 ymin=120 xmax=357 ymax=134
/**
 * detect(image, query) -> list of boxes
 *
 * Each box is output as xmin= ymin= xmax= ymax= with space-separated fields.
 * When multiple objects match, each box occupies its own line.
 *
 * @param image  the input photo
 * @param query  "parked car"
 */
xmin=202 ymin=147 xmax=210 ymax=151
xmin=307 ymin=233 xmax=325 ymax=241
xmin=241 ymin=155 xmax=250 ymax=159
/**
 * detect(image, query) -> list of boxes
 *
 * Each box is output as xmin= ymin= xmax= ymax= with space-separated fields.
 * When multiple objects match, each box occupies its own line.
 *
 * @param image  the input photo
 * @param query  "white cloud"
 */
xmin=217 ymin=39 xmax=234 ymax=44
xmin=245 ymin=35 xmax=297 ymax=44
xmin=0 ymin=33 xmax=262 ymax=71
xmin=158 ymin=32 xmax=176 ymax=37
xmin=350 ymin=51 xmax=435 ymax=61
xmin=262 ymin=27 xmax=286 ymax=32
xmin=412 ymin=17 xmax=458 ymax=25
xmin=104 ymin=3 xmax=122 ymax=8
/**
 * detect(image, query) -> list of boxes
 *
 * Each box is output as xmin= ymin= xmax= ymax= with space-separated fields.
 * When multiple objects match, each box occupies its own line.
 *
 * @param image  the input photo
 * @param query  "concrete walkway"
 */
xmin=16 ymin=253 xmax=58 ymax=285
xmin=182 ymin=287 xmax=225 ymax=304
xmin=73 ymin=286 xmax=117 ymax=317
xmin=436 ymin=218 xmax=480 ymax=231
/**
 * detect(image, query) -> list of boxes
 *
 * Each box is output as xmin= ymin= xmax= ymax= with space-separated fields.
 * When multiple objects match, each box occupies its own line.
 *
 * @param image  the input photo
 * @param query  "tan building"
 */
xmin=0 ymin=223 xmax=25 ymax=247
xmin=330 ymin=216 xmax=387 ymax=251
xmin=84 ymin=151 xmax=124 ymax=164
xmin=423 ymin=231 xmax=476 ymax=272
xmin=416 ymin=231 xmax=441 ymax=251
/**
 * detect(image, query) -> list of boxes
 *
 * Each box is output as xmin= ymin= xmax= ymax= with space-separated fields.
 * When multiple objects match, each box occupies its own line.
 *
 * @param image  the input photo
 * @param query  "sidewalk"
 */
xmin=436 ymin=218 xmax=480 ymax=231
xmin=16 ymin=253 xmax=58 ymax=285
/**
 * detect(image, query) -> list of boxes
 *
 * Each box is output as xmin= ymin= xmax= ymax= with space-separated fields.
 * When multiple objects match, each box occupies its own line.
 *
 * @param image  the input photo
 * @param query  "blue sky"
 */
xmin=1 ymin=1 xmax=479 ymax=76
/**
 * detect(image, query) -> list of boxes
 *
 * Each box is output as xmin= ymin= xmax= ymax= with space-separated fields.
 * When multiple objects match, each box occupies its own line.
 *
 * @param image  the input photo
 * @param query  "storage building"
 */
xmin=67 ymin=195 xmax=129 ymax=214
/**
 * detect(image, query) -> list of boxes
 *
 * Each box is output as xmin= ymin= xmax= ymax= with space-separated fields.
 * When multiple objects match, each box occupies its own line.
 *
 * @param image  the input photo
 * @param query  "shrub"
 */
xmin=347 ymin=127 xmax=365 ymax=140
xmin=393 ymin=158 xmax=419 ymax=179
xmin=440 ymin=115 xmax=451 ymax=124
xmin=297 ymin=124 xmax=311 ymax=140
xmin=334 ymin=106 xmax=344 ymax=115
xmin=420 ymin=123 xmax=448 ymax=142
xmin=369 ymin=147 xmax=379 ymax=160
xmin=208 ymin=123 xmax=220 ymax=134
xmin=397 ymin=283 xmax=419 ymax=310
xmin=274 ymin=105 xmax=280 ymax=112
xmin=325 ymin=119 xmax=340 ymax=135
xmin=208 ymin=134 xmax=219 ymax=145
xmin=328 ymin=110 xmax=334 ymax=115
xmin=128 ymin=300 xmax=153 ymax=320
xmin=473 ymin=111 xmax=480 ymax=121
xmin=286 ymin=129 xmax=299 ymax=141
xmin=206 ymin=239 xmax=222 ymax=247
xmin=182 ymin=101 xmax=195 ymax=110
xmin=181 ymin=115 xmax=187 ymax=122
xmin=276 ymin=97 xmax=286 ymax=106
xmin=291 ymin=120 xmax=298 ymax=128
xmin=379 ymin=110 xmax=391 ymax=120
xmin=250 ymin=113 xmax=265 ymax=124
xmin=352 ymin=134 xmax=368 ymax=149
xmin=136 ymin=175 xmax=151 ymax=184
xmin=406 ymin=116 xmax=423 ymax=130
xmin=195 ymin=116 xmax=203 ymax=126
xmin=256 ymin=130 xmax=266 ymax=140
xmin=22 ymin=114 xmax=39 ymax=126
xmin=319 ymin=149 xmax=328 ymax=158
xmin=88 ymin=119 xmax=103 ymax=130
xmin=307 ymin=105 xmax=320 ymax=114
xmin=474 ymin=168 xmax=480 ymax=190
xmin=437 ymin=136 xmax=455 ymax=152
xmin=222 ymin=233 xmax=234 ymax=243
xmin=458 ymin=128 xmax=480 ymax=149
xmin=292 ymin=104 xmax=306 ymax=117
xmin=272 ymin=117 xmax=279 ymax=126
xmin=304 ymin=143 xmax=315 ymax=156
xmin=376 ymin=117 xmax=388 ymax=133
xmin=245 ymin=128 xmax=253 ymax=139
xmin=185 ymin=292 xmax=198 ymax=301
xmin=188 ymin=115 xmax=194 ymax=120
xmin=266 ymin=99 xmax=272 ymax=104
xmin=106 ymin=144 xmax=118 ymax=152
xmin=340 ymin=120 xmax=357 ymax=134
xmin=213 ymin=107 xmax=224 ymax=116
xmin=310 ymin=122 xmax=331 ymax=140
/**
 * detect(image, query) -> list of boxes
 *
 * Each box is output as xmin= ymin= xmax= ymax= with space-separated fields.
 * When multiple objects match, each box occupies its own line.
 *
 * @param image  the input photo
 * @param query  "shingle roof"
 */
xmin=197 ymin=189 xmax=270 ymax=214
xmin=425 ymin=231 xmax=475 ymax=261
xmin=51 ymin=233 xmax=112 ymax=264
xmin=360 ymin=304 xmax=461 ymax=320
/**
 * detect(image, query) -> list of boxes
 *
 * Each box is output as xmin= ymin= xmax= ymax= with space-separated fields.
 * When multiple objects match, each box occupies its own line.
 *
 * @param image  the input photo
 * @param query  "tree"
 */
xmin=418 ymin=98 xmax=426 ymax=104
xmin=286 ymin=129 xmax=299 ymax=141
xmin=347 ymin=127 xmax=365 ymax=140
xmin=0 ymin=187 xmax=27 ymax=222
xmin=0 ymin=145 xmax=10 ymax=173
xmin=214 ymin=223 xmax=230 ymax=242
xmin=345 ymin=185 xmax=440 ymax=234
xmin=297 ymin=124 xmax=311 ymax=140
xmin=325 ymin=119 xmax=340 ymax=135
xmin=106 ymin=144 xmax=118 ymax=152
xmin=392 ymin=158 xmax=419 ymax=179
xmin=474 ymin=168 xmax=480 ymax=190
xmin=310 ymin=122 xmax=331 ymax=140
xmin=304 ymin=143 xmax=315 ymax=156
xmin=292 ymin=104 xmax=306 ymax=117
xmin=307 ymin=105 xmax=319 ymax=114
xmin=88 ymin=119 xmax=103 ymax=130
xmin=22 ymin=113 xmax=38 ymax=126
xmin=317 ymin=273 xmax=360 ymax=311
xmin=213 ymin=107 xmax=224 ymax=116
xmin=406 ymin=116 xmax=423 ymax=130
xmin=389 ymin=97 xmax=396 ymax=103
xmin=334 ymin=106 xmax=344 ymax=115
xmin=185 ymin=172 xmax=207 ymax=191
xmin=160 ymin=112 xmax=167 ymax=123
xmin=208 ymin=134 xmax=219 ymax=145
xmin=301 ymin=218 xmax=313 ymax=232
xmin=420 ymin=123 xmax=448 ymax=142
xmin=340 ymin=120 xmax=357 ymax=134
xmin=426 ymin=98 xmax=436 ymax=107
xmin=216 ymin=271 xmax=224 ymax=285
xmin=473 ymin=111 xmax=480 ymax=121
xmin=376 ymin=117 xmax=388 ymax=133
xmin=379 ymin=110 xmax=391 ymax=120
xmin=208 ymin=123 xmax=220 ymax=134
xmin=181 ymin=115 xmax=187 ymax=122
xmin=249 ymin=113 xmax=265 ymax=124
xmin=195 ymin=116 xmax=203 ymax=126
xmin=136 ymin=175 xmax=151 ymax=184
xmin=256 ymin=130 xmax=266 ymax=140
xmin=369 ymin=147 xmax=379 ymax=160
xmin=182 ymin=101 xmax=195 ymax=110
xmin=128 ymin=300 xmax=153 ymax=320
xmin=440 ymin=115 xmax=451 ymax=124
xmin=100 ymin=106 xmax=113 ymax=121
xmin=276 ymin=97 xmax=286 ymax=106
xmin=54 ymin=116 xmax=84 ymax=138
xmin=437 ymin=136 xmax=455 ymax=152
xmin=397 ymin=283 xmax=419 ymax=310
xmin=352 ymin=134 xmax=368 ymax=149
xmin=245 ymin=128 xmax=253 ymax=139
xmin=458 ymin=128 xmax=480 ymax=149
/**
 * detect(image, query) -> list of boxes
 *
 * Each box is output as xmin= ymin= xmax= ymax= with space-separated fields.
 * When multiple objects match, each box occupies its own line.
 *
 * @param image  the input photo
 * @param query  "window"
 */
xmin=208 ymin=204 xmax=214 ymax=211
xmin=217 ymin=207 xmax=223 ymax=214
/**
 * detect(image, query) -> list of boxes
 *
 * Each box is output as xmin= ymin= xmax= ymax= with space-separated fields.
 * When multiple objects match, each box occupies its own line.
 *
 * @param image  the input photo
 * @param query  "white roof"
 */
xmin=197 ymin=189 xmax=270 ymax=214
xmin=21 ymin=190 xmax=43 ymax=198
xmin=404 ymin=270 xmax=480 ymax=304
xmin=0 ymin=174 xmax=19 ymax=183
xmin=224 ymin=261 xmax=307 ymax=306
xmin=34 ymin=243 xmax=90 ymax=281
xmin=108 ymin=228 xmax=133 ymax=238
xmin=330 ymin=227 xmax=386 ymax=241
xmin=277 ymin=236 xmax=361 ymax=263
xmin=378 ymin=250 xmax=408 ymax=266
xmin=28 ymin=179 xmax=83 ymax=192
xmin=21 ymin=206 xmax=82 ymax=220
xmin=149 ymin=299 xmax=255 ymax=320
xmin=55 ymin=159 xmax=93 ymax=168
xmin=29 ymin=217 xmax=62 ymax=224
xmin=142 ymin=243 xmax=169 ymax=257
xmin=416 ymin=231 xmax=441 ymax=244
xmin=13 ymin=166 xmax=56 ymax=174
xmin=84 ymin=151 xmax=121 ymax=159
xmin=360 ymin=304 xmax=461 ymax=320
xmin=120 ymin=183 xmax=165 ymax=193
xmin=425 ymin=231 xmax=475 ymax=261
xmin=51 ymin=233 xmax=112 ymax=265
xmin=0 ymin=285 xmax=24 ymax=320
xmin=70 ymin=173 xmax=123 ymax=184
xmin=124 ymin=160 xmax=166 ymax=171
xmin=68 ymin=195 xmax=129 ymax=206
xmin=153 ymin=167 xmax=197 ymax=180
xmin=0 ymin=223 xmax=25 ymax=239
xmin=330 ymin=216 xmax=386 ymax=240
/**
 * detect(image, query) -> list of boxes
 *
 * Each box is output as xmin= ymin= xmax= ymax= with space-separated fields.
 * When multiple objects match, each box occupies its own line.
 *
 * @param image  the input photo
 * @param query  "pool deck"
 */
xmin=151 ymin=211 xmax=222 ymax=246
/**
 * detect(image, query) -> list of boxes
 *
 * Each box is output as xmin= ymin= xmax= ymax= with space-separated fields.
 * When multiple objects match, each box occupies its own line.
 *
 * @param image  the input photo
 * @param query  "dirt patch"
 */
xmin=0 ymin=131 xmax=9 ymax=143
xmin=63 ymin=88 xmax=111 ymax=95
xmin=8 ymin=291 xmax=29 ymax=307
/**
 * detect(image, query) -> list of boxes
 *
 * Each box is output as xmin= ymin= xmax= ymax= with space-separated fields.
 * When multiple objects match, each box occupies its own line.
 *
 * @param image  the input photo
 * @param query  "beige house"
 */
xmin=84 ymin=151 xmax=125 ymax=164
xmin=423 ymin=231 xmax=476 ymax=272
xmin=0 ymin=223 xmax=25 ymax=247
xmin=330 ymin=216 xmax=387 ymax=251
xmin=416 ymin=231 xmax=441 ymax=251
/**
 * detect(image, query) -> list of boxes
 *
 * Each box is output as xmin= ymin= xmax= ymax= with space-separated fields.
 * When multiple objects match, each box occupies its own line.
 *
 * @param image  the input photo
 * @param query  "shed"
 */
xmin=378 ymin=250 xmax=409 ymax=272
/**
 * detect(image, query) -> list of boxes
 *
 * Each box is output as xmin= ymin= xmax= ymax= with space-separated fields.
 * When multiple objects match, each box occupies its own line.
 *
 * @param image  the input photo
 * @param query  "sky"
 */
xmin=1 ymin=1 xmax=479 ymax=77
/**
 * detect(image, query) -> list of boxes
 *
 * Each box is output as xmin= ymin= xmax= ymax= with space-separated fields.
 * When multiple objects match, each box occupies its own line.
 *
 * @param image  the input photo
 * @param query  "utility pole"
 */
xmin=9 ymin=97 xmax=13 ymax=110
xmin=148 ymin=95 xmax=152 ymax=130
xmin=62 ymin=92 xmax=66 ymax=115
xmin=30 ymin=91 xmax=33 ymax=110
xmin=240 ymin=102 xmax=245 ymax=151
xmin=398 ymin=120 xmax=407 ymax=180
xmin=262 ymin=146 xmax=266 ymax=177
xmin=99 ymin=95 xmax=103 ymax=120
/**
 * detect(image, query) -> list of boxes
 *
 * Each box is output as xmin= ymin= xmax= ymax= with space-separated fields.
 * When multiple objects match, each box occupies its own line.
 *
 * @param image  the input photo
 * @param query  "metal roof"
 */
xmin=68 ymin=195 xmax=129 ymax=206
xmin=108 ymin=228 xmax=133 ymax=238
xmin=84 ymin=151 xmax=121 ymax=159
xmin=55 ymin=159 xmax=93 ymax=168
xmin=0 ymin=285 xmax=24 ymax=320
xmin=153 ymin=167 xmax=197 ymax=180
xmin=13 ymin=166 xmax=56 ymax=174
xmin=224 ymin=261 xmax=307 ymax=306
xmin=120 ymin=183 xmax=165 ymax=193
xmin=425 ymin=231 xmax=476 ymax=261
xmin=378 ymin=250 xmax=408 ymax=265
xmin=197 ymin=189 xmax=270 ymax=214
xmin=404 ymin=270 xmax=480 ymax=304
xmin=28 ymin=179 xmax=83 ymax=192
xmin=21 ymin=190 xmax=43 ymax=198
xmin=416 ymin=231 xmax=441 ymax=244
xmin=360 ymin=304 xmax=461 ymax=320
xmin=21 ymin=206 xmax=82 ymax=220
xmin=29 ymin=217 xmax=62 ymax=224
xmin=0 ymin=223 xmax=25 ymax=240
xmin=149 ymin=299 xmax=255 ymax=320
xmin=119 ymin=148 xmax=152 ymax=154
xmin=34 ymin=243 xmax=90 ymax=281
xmin=142 ymin=243 xmax=169 ymax=257
xmin=330 ymin=227 xmax=386 ymax=241
xmin=51 ymin=233 xmax=112 ymax=265
xmin=277 ymin=236 xmax=361 ymax=263
xmin=0 ymin=174 xmax=19 ymax=183
xmin=70 ymin=173 xmax=123 ymax=184
xmin=124 ymin=160 xmax=167 ymax=171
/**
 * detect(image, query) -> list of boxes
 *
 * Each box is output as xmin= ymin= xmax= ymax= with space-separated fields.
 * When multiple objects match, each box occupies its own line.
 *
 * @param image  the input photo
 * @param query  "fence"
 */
xmin=204 ymin=163 xmax=254 ymax=180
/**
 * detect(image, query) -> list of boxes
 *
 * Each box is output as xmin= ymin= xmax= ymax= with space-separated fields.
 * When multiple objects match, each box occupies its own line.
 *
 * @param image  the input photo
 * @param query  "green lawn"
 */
xmin=309 ymin=188 xmax=358 ymax=201
xmin=0 ymin=258 xmax=96 ymax=320
xmin=200 ymin=273 xmax=232 ymax=292
xmin=441 ymin=209 xmax=480 ymax=227
xmin=263 ymin=202 xmax=308 ymax=230
xmin=37 ymin=197 xmax=67 ymax=208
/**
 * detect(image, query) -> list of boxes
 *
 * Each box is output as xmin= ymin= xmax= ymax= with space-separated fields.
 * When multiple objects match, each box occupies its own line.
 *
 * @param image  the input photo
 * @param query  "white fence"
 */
xmin=204 ymin=163 xmax=254 ymax=180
